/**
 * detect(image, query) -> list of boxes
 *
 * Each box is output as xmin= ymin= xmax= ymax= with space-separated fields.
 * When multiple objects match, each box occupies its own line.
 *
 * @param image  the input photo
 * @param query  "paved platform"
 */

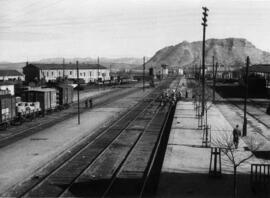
xmin=157 ymin=101 xmax=270 ymax=198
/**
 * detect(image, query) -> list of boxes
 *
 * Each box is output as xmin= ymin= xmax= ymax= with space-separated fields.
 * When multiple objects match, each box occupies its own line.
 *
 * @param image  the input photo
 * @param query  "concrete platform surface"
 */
xmin=157 ymin=101 xmax=270 ymax=198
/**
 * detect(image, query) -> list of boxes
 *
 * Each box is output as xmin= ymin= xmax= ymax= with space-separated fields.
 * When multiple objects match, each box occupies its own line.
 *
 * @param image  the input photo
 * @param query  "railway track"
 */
xmin=0 ymin=86 xmax=144 ymax=148
xmin=213 ymin=90 xmax=270 ymax=142
xmin=3 ymin=77 xmax=178 ymax=197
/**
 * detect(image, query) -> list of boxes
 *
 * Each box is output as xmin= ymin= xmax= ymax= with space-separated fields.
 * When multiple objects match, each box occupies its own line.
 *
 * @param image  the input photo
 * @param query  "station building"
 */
xmin=0 ymin=70 xmax=24 ymax=81
xmin=23 ymin=63 xmax=110 ymax=83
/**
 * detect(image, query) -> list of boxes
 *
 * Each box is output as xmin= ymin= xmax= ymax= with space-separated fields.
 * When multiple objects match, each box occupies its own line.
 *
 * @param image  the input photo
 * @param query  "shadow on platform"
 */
xmin=156 ymin=172 xmax=269 ymax=198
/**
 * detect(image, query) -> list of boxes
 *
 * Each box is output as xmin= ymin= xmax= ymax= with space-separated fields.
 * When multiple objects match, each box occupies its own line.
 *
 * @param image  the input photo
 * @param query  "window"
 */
xmin=84 ymin=72 xmax=85 ymax=76
xmin=47 ymin=72 xmax=49 ymax=76
xmin=80 ymin=73 xmax=82 ymax=76
xmin=89 ymin=72 xmax=91 ymax=76
xmin=59 ymin=71 xmax=61 ymax=76
xmin=51 ymin=71 xmax=53 ymax=76
xmin=70 ymin=71 xmax=72 ymax=75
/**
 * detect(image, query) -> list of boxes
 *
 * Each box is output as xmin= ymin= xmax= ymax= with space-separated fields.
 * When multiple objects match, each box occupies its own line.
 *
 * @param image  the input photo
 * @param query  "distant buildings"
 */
xmin=250 ymin=64 xmax=270 ymax=86
xmin=184 ymin=63 xmax=241 ymax=80
xmin=23 ymin=63 xmax=110 ymax=83
xmin=0 ymin=70 xmax=24 ymax=81
xmin=0 ymin=83 xmax=15 ymax=95
xmin=205 ymin=64 xmax=235 ymax=79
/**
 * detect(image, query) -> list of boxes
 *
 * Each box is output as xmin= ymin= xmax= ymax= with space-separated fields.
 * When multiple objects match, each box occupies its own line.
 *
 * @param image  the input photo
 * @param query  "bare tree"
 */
xmin=213 ymin=133 xmax=264 ymax=198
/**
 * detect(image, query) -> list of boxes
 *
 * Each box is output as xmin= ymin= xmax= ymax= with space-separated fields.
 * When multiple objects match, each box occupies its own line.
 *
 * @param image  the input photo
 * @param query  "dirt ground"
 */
xmin=0 ymin=88 xmax=151 ymax=194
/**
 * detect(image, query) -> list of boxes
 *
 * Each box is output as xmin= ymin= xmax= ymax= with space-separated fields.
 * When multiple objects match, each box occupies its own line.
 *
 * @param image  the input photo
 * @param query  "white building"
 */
xmin=23 ymin=63 xmax=110 ymax=83
xmin=0 ymin=84 xmax=15 ymax=95
xmin=0 ymin=70 xmax=24 ymax=81
xmin=177 ymin=68 xmax=184 ymax=75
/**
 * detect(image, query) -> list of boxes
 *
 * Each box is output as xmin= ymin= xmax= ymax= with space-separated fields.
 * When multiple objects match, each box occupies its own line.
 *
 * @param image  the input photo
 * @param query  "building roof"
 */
xmin=27 ymin=87 xmax=57 ymax=92
xmin=249 ymin=64 xmax=270 ymax=73
xmin=0 ymin=70 xmax=23 ymax=76
xmin=26 ymin=63 xmax=107 ymax=70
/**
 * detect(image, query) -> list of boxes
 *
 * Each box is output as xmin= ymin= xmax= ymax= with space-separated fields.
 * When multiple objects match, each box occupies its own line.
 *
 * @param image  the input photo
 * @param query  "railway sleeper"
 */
xmin=64 ymin=130 xmax=142 ymax=197
xmin=107 ymin=106 xmax=171 ymax=196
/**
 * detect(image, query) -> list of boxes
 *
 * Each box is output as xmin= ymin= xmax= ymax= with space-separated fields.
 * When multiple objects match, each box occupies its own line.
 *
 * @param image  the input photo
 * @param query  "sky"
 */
xmin=0 ymin=0 xmax=269 ymax=62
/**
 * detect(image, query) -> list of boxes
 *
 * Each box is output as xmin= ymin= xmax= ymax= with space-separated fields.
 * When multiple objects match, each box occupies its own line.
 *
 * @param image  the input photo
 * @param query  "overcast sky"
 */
xmin=0 ymin=0 xmax=269 ymax=62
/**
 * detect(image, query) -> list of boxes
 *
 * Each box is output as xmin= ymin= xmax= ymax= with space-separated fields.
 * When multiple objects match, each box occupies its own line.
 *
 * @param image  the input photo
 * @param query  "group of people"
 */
xmin=158 ymin=89 xmax=182 ymax=107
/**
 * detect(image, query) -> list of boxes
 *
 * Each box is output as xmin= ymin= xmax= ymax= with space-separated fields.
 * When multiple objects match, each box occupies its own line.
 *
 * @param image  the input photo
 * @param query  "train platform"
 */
xmin=156 ymin=101 xmax=270 ymax=198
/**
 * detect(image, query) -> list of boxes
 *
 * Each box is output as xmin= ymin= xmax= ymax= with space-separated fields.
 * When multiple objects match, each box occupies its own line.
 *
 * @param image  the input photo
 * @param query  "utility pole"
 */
xmin=76 ymin=61 xmax=80 ymax=125
xmin=62 ymin=58 xmax=65 ymax=79
xmin=212 ymin=56 xmax=216 ymax=102
xmin=98 ymin=57 xmax=100 ymax=81
xmin=97 ymin=57 xmax=100 ymax=90
xmin=243 ymin=56 xmax=250 ymax=136
xmin=109 ymin=64 xmax=112 ymax=83
xmin=201 ymin=6 xmax=209 ymax=116
xmin=109 ymin=64 xmax=112 ymax=74
xmin=213 ymin=62 xmax=218 ymax=103
xmin=143 ymin=56 xmax=145 ymax=91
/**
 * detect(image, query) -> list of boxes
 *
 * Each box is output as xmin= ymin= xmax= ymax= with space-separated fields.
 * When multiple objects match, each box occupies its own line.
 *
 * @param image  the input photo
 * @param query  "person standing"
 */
xmin=233 ymin=125 xmax=241 ymax=149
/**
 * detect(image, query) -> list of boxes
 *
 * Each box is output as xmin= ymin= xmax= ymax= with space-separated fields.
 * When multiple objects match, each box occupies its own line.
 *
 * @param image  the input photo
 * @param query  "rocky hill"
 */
xmin=146 ymin=38 xmax=270 ymax=69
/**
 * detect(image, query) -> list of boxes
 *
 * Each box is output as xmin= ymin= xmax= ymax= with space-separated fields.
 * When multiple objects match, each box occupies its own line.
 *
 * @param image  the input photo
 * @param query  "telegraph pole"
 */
xmin=212 ymin=56 xmax=215 ymax=102
xmin=98 ymin=57 xmax=100 ymax=81
xmin=143 ymin=56 xmax=145 ymax=91
xmin=76 ymin=61 xmax=80 ymax=125
xmin=62 ymin=58 xmax=65 ymax=79
xmin=213 ymin=61 xmax=218 ymax=103
xmin=201 ymin=6 xmax=209 ymax=116
xmin=109 ymin=64 xmax=112 ymax=83
xmin=243 ymin=56 xmax=250 ymax=136
xmin=97 ymin=57 xmax=100 ymax=89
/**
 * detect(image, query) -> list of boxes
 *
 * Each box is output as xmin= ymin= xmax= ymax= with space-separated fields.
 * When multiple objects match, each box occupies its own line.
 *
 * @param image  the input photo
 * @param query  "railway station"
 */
xmin=0 ymin=72 xmax=268 ymax=198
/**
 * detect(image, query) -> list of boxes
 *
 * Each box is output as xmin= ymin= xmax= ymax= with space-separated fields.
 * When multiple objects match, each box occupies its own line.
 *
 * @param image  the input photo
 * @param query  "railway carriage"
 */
xmin=21 ymin=88 xmax=57 ymax=113
xmin=54 ymin=84 xmax=74 ymax=109
xmin=0 ymin=94 xmax=16 ymax=129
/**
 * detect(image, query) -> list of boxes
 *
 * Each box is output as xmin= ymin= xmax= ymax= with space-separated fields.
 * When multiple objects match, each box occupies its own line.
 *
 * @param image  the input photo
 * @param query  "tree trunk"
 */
xmin=234 ymin=166 xmax=237 ymax=198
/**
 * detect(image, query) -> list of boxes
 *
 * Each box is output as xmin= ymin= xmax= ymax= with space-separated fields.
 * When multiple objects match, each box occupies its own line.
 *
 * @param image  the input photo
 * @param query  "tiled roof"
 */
xmin=0 ymin=70 xmax=23 ymax=76
xmin=26 ymin=63 xmax=107 ymax=70
xmin=249 ymin=64 xmax=270 ymax=73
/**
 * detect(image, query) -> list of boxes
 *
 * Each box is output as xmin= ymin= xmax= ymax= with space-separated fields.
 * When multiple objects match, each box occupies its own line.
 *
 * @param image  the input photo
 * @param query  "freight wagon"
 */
xmin=54 ymin=84 xmax=73 ymax=109
xmin=21 ymin=88 xmax=57 ymax=113
xmin=0 ymin=94 xmax=16 ymax=129
xmin=16 ymin=102 xmax=41 ymax=116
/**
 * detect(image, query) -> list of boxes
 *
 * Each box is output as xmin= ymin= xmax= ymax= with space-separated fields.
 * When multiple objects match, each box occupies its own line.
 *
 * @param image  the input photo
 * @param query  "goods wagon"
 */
xmin=21 ymin=88 xmax=57 ymax=113
xmin=16 ymin=102 xmax=41 ymax=115
xmin=0 ymin=94 xmax=16 ymax=128
xmin=54 ymin=84 xmax=73 ymax=107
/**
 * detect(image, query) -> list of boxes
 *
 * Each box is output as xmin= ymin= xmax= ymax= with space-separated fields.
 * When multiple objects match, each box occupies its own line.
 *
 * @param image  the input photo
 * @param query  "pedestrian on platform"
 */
xmin=232 ymin=125 xmax=241 ymax=149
